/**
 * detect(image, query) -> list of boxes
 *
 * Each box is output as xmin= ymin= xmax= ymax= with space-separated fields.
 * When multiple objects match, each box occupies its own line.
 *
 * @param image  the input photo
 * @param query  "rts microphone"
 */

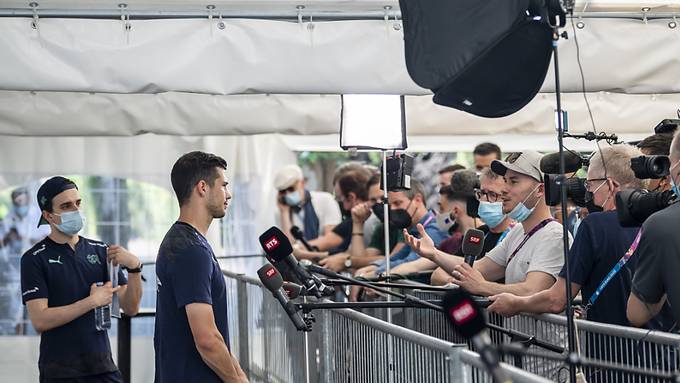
xmin=462 ymin=229 xmax=485 ymax=267
xmin=257 ymin=264 xmax=310 ymax=332
xmin=443 ymin=289 xmax=510 ymax=383
xmin=290 ymin=225 xmax=319 ymax=252
xmin=259 ymin=226 xmax=332 ymax=298
xmin=540 ymin=151 xmax=583 ymax=175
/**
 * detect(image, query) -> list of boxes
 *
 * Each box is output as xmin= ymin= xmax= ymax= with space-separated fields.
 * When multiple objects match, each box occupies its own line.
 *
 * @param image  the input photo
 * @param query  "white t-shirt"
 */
xmin=276 ymin=191 xmax=342 ymax=238
xmin=485 ymin=220 xmax=571 ymax=380
xmin=485 ymin=220 xmax=569 ymax=284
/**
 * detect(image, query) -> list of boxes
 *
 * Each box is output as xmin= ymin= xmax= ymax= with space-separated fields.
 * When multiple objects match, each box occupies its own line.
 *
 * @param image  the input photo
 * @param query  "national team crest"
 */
xmin=87 ymin=254 xmax=100 ymax=265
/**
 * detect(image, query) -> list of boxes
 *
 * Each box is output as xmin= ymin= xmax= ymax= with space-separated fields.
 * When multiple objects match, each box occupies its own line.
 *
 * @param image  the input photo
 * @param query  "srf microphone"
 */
xmin=462 ymin=229 xmax=485 ymax=267
xmin=290 ymin=225 xmax=319 ymax=252
xmin=539 ymin=151 xmax=583 ymax=174
xmin=443 ymin=289 xmax=510 ymax=383
xmin=259 ymin=226 xmax=332 ymax=298
xmin=257 ymin=264 xmax=310 ymax=332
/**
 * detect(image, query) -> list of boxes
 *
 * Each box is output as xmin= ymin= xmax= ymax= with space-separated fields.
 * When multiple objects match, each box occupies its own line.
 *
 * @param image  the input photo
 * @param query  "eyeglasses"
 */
xmin=475 ymin=188 xmax=501 ymax=203
xmin=583 ymin=178 xmax=608 ymax=191
xmin=278 ymin=186 xmax=296 ymax=194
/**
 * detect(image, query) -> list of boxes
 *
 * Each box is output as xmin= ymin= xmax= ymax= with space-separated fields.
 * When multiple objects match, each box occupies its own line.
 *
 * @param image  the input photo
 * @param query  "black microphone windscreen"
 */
xmin=442 ymin=288 xmax=487 ymax=340
xmin=462 ymin=229 xmax=485 ymax=258
xmin=257 ymin=264 xmax=284 ymax=292
xmin=282 ymin=281 xmax=302 ymax=299
xmin=290 ymin=225 xmax=304 ymax=240
xmin=259 ymin=226 xmax=294 ymax=262
xmin=540 ymin=151 xmax=583 ymax=174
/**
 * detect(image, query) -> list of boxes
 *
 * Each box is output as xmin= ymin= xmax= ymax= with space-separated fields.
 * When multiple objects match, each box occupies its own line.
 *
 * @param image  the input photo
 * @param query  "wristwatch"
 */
xmin=344 ymin=255 xmax=352 ymax=269
xmin=125 ymin=261 xmax=143 ymax=273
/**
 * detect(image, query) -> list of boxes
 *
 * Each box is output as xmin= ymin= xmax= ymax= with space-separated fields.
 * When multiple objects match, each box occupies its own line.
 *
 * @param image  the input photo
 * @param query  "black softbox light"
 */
xmin=399 ymin=0 xmax=554 ymax=118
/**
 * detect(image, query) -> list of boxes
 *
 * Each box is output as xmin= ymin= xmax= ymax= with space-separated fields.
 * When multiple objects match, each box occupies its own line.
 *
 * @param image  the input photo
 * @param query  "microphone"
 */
xmin=442 ymin=289 xmax=510 ymax=383
xmin=539 ymin=151 xmax=583 ymax=174
xmin=257 ymin=264 xmax=310 ymax=332
xmin=462 ymin=229 xmax=485 ymax=267
xmin=290 ymin=225 xmax=319 ymax=252
xmin=282 ymin=281 xmax=307 ymax=299
xmin=259 ymin=226 xmax=333 ymax=298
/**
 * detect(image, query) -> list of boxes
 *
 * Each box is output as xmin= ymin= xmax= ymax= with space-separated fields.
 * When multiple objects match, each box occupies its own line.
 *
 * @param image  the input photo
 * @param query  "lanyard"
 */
xmin=585 ymin=229 xmax=643 ymax=310
xmin=507 ymin=218 xmax=555 ymax=265
xmin=484 ymin=223 xmax=514 ymax=248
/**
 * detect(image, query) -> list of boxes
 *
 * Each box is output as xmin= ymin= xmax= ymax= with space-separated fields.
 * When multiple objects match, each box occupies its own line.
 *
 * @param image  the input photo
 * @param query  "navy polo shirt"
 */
xmin=154 ymin=222 xmax=229 ymax=383
xmin=21 ymin=236 xmax=128 ymax=379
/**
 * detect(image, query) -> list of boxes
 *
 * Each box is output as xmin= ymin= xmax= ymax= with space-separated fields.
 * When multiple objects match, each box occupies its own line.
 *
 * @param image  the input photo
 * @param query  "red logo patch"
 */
xmin=264 ymin=236 xmax=280 ymax=251
xmin=450 ymin=301 xmax=476 ymax=325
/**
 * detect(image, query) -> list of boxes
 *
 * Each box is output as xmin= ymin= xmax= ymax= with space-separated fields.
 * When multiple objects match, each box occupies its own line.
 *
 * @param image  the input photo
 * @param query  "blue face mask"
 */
xmin=55 ymin=210 xmax=84 ymax=236
xmin=508 ymin=185 xmax=540 ymax=223
xmin=671 ymin=160 xmax=680 ymax=199
xmin=284 ymin=191 xmax=303 ymax=207
xmin=14 ymin=205 xmax=29 ymax=218
xmin=478 ymin=201 xmax=505 ymax=228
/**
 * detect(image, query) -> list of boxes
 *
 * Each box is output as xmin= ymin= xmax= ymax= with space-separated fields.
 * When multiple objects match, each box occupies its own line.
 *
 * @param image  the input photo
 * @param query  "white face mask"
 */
xmin=436 ymin=211 xmax=456 ymax=233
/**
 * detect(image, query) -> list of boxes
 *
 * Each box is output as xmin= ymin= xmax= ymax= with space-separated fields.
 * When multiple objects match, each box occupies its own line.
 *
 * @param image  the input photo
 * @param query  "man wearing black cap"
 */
xmin=21 ymin=176 xmax=142 ymax=383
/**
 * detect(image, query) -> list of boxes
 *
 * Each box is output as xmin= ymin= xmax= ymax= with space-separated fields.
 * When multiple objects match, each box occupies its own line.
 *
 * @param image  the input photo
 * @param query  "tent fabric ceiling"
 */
xmin=0 ymin=91 xmax=674 ymax=138
xmin=0 ymin=17 xmax=679 ymax=96
xmin=0 ymin=1 xmax=677 ymax=147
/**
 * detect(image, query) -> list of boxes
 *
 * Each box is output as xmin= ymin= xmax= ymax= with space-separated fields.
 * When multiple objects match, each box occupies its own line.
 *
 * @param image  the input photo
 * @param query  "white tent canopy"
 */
xmin=0 ymin=0 xmax=678 ymax=184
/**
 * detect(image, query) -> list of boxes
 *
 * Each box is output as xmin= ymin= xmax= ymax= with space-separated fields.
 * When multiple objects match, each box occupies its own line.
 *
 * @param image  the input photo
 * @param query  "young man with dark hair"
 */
xmin=473 ymin=142 xmax=502 ymax=171
xmin=437 ymin=163 xmax=466 ymax=188
xmin=637 ymin=132 xmax=674 ymax=192
xmin=155 ymin=151 xmax=248 ymax=383
xmin=21 ymin=176 xmax=142 ymax=382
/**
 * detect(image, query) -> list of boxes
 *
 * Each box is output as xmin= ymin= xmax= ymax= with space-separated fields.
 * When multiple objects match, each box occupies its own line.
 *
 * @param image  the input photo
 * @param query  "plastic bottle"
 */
xmin=94 ymin=282 xmax=112 ymax=331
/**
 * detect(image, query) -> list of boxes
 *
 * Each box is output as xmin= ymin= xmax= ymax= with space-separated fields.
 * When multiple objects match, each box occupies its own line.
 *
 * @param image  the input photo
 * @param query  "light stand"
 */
xmin=339 ymin=94 xmax=408 ymax=383
xmin=550 ymin=11 xmax=578 ymax=383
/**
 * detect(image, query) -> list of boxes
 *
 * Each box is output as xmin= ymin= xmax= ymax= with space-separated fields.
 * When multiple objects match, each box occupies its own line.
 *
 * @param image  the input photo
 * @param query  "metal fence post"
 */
xmin=117 ymin=314 xmax=132 ymax=383
xmin=319 ymin=310 xmax=333 ymax=383
xmin=447 ymin=345 xmax=465 ymax=383
xmin=236 ymin=279 xmax=250 ymax=377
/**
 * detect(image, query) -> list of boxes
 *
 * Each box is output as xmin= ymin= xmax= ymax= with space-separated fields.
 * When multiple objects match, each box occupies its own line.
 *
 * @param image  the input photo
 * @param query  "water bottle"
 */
xmin=95 ymin=282 xmax=112 ymax=331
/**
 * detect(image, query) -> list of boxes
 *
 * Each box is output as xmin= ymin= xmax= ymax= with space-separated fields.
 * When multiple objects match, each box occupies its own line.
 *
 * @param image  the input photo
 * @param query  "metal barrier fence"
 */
xmin=402 ymin=289 xmax=680 ymax=383
xmin=222 ymin=270 xmax=550 ymax=383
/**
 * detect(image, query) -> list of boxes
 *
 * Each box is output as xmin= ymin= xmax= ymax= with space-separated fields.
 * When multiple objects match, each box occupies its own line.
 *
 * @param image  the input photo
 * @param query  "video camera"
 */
xmin=630 ymin=155 xmax=670 ymax=180
xmin=539 ymin=151 xmax=588 ymax=207
xmin=615 ymin=189 xmax=676 ymax=227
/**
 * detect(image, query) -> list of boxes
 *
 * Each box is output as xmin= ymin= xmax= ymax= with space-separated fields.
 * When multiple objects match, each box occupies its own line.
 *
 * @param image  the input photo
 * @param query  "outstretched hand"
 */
xmin=403 ymin=224 xmax=437 ymax=260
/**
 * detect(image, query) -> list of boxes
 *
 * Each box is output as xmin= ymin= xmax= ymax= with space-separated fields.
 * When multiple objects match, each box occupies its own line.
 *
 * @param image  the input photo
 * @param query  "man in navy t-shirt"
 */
xmin=155 ymin=151 xmax=248 ymax=383
xmin=21 ymin=176 xmax=143 ymax=382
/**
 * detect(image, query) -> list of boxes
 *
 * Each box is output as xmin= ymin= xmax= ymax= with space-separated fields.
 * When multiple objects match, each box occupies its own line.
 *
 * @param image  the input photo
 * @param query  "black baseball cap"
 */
xmin=36 ymin=176 xmax=78 ymax=227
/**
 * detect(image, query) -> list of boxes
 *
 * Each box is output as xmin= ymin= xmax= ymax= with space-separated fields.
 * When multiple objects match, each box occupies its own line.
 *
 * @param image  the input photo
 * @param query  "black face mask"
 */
xmin=584 ymin=191 xmax=603 ymax=213
xmin=372 ymin=202 xmax=414 ymax=229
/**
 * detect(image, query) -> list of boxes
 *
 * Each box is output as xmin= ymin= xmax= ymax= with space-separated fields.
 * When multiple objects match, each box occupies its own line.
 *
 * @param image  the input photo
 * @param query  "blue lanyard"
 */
xmin=586 ymin=229 xmax=642 ymax=309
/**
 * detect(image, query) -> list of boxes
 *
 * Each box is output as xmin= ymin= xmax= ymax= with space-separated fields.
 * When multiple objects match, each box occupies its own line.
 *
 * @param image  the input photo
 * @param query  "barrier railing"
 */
xmin=402 ymin=289 xmax=680 ymax=383
xmin=221 ymin=270 xmax=550 ymax=383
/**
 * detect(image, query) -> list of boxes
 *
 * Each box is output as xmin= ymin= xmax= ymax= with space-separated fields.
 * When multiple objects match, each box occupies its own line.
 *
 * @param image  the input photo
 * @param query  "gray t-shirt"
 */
xmin=632 ymin=202 xmax=680 ymax=325
xmin=485 ymin=220 xmax=568 ymax=283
